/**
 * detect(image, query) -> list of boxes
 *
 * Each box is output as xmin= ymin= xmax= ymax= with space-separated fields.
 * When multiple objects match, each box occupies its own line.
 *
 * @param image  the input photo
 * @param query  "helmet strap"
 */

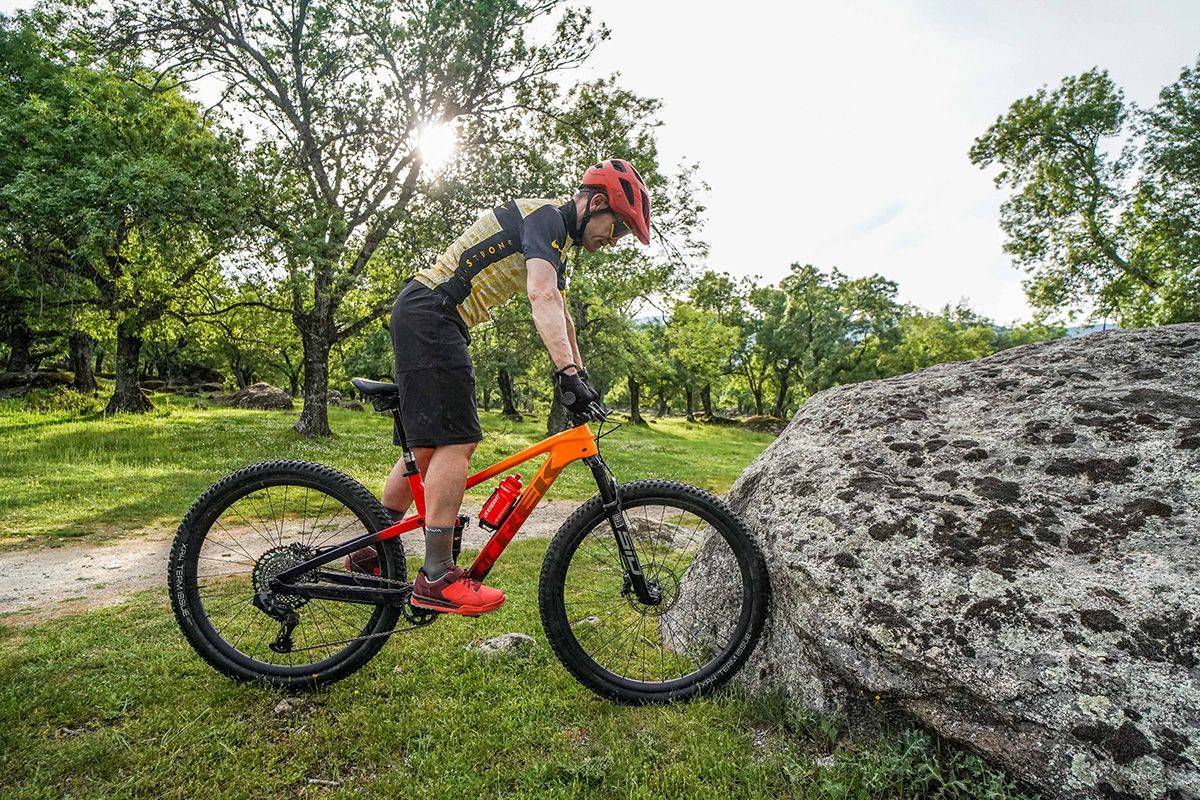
xmin=573 ymin=189 xmax=606 ymax=250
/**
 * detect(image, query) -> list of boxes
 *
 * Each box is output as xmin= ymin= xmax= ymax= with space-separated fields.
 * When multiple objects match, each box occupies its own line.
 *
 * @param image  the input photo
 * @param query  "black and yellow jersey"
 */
xmin=414 ymin=198 xmax=576 ymax=329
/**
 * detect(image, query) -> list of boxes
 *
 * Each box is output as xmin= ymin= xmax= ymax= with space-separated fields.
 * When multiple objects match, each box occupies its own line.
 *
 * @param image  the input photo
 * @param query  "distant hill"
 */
xmin=1066 ymin=322 xmax=1118 ymax=338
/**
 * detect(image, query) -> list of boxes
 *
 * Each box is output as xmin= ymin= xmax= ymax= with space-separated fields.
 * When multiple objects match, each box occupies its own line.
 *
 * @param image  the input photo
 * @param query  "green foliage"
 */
xmin=0 ymin=14 xmax=246 ymax=410
xmin=971 ymin=58 xmax=1200 ymax=325
xmin=0 ymin=395 xmax=774 ymax=542
xmin=20 ymin=387 xmax=102 ymax=415
xmin=879 ymin=305 xmax=998 ymax=375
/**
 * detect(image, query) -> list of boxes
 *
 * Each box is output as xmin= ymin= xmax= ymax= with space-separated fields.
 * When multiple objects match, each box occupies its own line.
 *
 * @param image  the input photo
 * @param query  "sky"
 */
xmin=4 ymin=0 xmax=1198 ymax=323
xmin=571 ymin=0 xmax=1200 ymax=323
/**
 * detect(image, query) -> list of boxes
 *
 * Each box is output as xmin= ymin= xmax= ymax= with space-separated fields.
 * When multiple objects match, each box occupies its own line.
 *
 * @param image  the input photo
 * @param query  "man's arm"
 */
xmin=527 ymin=258 xmax=575 ymax=371
xmin=562 ymin=298 xmax=583 ymax=370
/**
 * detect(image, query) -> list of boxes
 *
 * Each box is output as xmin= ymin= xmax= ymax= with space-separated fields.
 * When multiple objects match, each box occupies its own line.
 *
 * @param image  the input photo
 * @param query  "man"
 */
xmin=353 ymin=159 xmax=653 ymax=616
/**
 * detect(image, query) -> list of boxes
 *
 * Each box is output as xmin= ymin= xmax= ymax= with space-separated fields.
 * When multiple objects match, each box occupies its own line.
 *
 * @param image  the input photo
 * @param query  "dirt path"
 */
xmin=0 ymin=501 xmax=579 ymax=623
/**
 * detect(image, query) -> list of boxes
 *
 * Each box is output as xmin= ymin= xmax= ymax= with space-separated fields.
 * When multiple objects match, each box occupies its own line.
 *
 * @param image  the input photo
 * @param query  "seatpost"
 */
xmin=391 ymin=409 xmax=419 ymax=477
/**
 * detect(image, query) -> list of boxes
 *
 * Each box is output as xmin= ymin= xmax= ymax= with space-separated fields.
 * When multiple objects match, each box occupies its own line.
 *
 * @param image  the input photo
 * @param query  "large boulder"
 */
xmin=700 ymin=325 xmax=1200 ymax=800
xmin=224 ymin=382 xmax=293 ymax=410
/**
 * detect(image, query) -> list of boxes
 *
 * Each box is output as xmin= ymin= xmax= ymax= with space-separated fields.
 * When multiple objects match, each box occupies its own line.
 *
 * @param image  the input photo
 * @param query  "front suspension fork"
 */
xmin=584 ymin=455 xmax=660 ymax=606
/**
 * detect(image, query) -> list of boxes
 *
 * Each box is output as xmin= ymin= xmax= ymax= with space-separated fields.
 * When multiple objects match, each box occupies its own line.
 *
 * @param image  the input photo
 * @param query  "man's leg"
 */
xmin=381 ymin=447 xmax=434 ymax=518
xmin=418 ymin=442 xmax=477 ymax=579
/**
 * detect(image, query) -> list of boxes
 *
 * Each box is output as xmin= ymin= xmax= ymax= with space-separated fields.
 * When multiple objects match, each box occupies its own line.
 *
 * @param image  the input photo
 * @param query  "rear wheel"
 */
xmin=538 ymin=480 xmax=769 ymax=703
xmin=168 ymin=460 xmax=406 ymax=690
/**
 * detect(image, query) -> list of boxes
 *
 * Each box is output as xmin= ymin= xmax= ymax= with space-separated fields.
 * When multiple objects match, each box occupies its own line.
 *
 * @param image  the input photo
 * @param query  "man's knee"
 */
xmin=441 ymin=441 xmax=477 ymax=461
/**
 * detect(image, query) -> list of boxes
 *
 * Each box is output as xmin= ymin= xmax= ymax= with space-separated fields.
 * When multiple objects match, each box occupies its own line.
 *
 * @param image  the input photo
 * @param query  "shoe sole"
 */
xmin=410 ymin=595 xmax=506 ymax=617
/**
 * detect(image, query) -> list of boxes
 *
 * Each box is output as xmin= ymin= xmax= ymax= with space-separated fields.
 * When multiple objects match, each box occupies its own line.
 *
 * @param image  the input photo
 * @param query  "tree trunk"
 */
xmin=497 ymin=369 xmax=521 ymax=421
xmin=772 ymin=370 xmax=791 ymax=418
xmin=546 ymin=376 xmax=568 ymax=435
xmin=94 ymin=347 xmax=104 ymax=377
xmin=288 ymin=370 xmax=301 ymax=398
xmin=295 ymin=327 xmax=332 ymax=437
xmin=627 ymin=374 xmax=645 ymax=425
xmin=105 ymin=325 xmax=152 ymax=413
xmin=6 ymin=322 xmax=33 ymax=373
xmin=69 ymin=330 xmax=97 ymax=392
xmin=685 ymin=387 xmax=696 ymax=422
xmin=231 ymin=358 xmax=254 ymax=389
xmin=481 ymin=384 xmax=491 ymax=412
xmin=751 ymin=386 xmax=764 ymax=416
xmin=655 ymin=390 xmax=667 ymax=418
xmin=701 ymin=384 xmax=713 ymax=419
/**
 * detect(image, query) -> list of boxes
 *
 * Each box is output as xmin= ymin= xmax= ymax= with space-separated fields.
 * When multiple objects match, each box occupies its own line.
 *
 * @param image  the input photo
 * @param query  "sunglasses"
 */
xmin=608 ymin=215 xmax=632 ymax=243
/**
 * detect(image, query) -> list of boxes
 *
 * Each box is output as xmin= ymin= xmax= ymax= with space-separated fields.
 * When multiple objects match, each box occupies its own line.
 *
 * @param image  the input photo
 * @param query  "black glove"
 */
xmin=554 ymin=365 xmax=600 ymax=415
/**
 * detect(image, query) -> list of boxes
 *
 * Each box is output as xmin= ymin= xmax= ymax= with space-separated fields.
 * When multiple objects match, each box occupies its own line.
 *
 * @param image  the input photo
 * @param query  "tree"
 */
xmin=878 ymin=304 xmax=998 ymax=375
xmin=1137 ymin=56 xmax=1200 ymax=322
xmin=737 ymin=265 xmax=901 ymax=417
xmin=107 ymin=0 xmax=613 ymax=435
xmin=970 ymin=62 xmax=1200 ymax=325
xmin=664 ymin=302 xmax=739 ymax=421
xmin=0 ymin=17 xmax=244 ymax=412
xmin=687 ymin=270 xmax=751 ymax=419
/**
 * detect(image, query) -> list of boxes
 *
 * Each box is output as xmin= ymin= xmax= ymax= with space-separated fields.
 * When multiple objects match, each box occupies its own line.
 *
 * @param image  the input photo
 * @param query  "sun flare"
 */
xmin=417 ymin=122 xmax=458 ymax=173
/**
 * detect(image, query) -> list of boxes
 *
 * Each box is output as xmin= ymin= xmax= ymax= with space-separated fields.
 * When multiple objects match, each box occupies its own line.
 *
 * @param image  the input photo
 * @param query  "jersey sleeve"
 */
xmin=521 ymin=204 xmax=569 ymax=290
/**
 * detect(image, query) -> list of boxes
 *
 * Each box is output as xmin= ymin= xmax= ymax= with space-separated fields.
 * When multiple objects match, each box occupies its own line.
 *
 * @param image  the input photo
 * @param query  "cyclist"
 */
xmin=349 ymin=159 xmax=652 ymax=616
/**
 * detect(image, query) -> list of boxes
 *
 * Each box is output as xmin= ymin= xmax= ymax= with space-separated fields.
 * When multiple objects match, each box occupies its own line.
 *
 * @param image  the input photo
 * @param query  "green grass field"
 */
xmin=0 ymin=393 xmax=773 ymax=544
xmin=0 ymin=396 xmax=1038 ymax=799
xmin=0 ymin=540 xmax=1035 ymax=800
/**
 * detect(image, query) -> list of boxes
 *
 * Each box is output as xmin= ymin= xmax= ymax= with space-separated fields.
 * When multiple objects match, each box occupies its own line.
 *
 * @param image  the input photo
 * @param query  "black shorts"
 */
xmin=391 ymin=280 xmax=482 ymax=447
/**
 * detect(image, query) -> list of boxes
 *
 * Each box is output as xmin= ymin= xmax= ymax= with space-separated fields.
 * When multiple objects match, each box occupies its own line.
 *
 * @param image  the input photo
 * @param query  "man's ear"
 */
xmin=589 ymin=192 xmax=609 ymax=213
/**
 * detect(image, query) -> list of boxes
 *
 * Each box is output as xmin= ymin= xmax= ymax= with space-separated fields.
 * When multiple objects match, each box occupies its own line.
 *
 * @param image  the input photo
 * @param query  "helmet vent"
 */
xmin=618 ymin=178 xmax=635 ymax=206
xmin=641 ymin=193 xmax=650 ymax=224
xmin=610 ymin=160 xmax=627 ymax=173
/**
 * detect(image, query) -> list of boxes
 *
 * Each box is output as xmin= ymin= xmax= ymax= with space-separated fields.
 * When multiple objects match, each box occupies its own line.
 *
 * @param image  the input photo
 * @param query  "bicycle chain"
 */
xmin=259 ymin=563 xmax=439 ymax=655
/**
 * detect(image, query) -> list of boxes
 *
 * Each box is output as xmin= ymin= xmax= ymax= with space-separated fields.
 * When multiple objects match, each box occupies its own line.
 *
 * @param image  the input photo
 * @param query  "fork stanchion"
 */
xmin=583 ymin=454 xmax=659 ymax=606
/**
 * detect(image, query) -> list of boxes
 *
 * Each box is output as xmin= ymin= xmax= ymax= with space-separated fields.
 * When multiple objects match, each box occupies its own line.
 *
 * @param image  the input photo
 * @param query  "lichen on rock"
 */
xmin=699 ymin=325 xmax=1200 ymax=800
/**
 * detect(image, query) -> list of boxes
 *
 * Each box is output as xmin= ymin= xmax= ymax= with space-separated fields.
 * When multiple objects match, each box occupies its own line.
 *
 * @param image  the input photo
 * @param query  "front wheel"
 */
xmin=538 ymin=480 xmax=769 ymax=703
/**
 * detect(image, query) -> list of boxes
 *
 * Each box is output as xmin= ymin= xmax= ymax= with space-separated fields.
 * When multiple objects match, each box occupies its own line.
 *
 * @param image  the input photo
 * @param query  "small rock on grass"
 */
xmin=273 ymin=698 xmax=297 ymax=716
xmin=465 ymin=633 xmax=536 ymax=655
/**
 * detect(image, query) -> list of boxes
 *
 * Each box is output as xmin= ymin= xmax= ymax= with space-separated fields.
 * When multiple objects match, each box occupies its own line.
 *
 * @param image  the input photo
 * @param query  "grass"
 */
xmin=0 ymin=392 xmax=1039 ymax=798
xmin=0 ymin=393 xmax=774 ymax=544
xmin=0 ymin=540 xmax=1038 ymax=800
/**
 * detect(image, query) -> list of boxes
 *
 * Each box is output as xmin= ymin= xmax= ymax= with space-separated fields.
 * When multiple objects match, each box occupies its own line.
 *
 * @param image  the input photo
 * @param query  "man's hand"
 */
xmin=554 ymin=366 xmax=600 ymax=416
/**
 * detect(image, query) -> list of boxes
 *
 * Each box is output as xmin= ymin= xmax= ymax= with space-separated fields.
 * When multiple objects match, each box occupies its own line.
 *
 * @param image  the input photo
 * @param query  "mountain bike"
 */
xmin=168 ymin=377 xmax=770 ymax=703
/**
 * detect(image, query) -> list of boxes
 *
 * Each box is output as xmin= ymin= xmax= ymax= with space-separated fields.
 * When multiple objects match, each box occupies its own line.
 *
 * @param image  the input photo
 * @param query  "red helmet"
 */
xmin=581 ymin=159 xmax=652 ymax=245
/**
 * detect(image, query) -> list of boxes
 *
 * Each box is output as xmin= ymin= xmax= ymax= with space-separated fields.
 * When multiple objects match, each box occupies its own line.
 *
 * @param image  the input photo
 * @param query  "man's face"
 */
xmin=581 ymin=195 xmax=632 ymax=252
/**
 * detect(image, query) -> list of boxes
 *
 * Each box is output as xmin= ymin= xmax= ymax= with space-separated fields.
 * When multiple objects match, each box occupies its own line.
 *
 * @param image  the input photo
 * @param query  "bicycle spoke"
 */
xmin=561 ymin=499 xmax=750 ymax=685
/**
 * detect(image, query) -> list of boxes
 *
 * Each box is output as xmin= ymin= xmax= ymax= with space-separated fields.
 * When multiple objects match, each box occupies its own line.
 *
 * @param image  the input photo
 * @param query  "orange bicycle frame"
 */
xmin=373 ymin=423 xmax=599 ymax=580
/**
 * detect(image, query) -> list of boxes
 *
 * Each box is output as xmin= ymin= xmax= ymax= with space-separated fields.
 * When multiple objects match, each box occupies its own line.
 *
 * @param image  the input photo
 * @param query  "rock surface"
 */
xmin=711 ymin=325 xmax=1200 ymax=800
xmin=223 ymin=382 xmax=293 ymax=410
xmin=465 ymin=633 xmax=536 ymax=656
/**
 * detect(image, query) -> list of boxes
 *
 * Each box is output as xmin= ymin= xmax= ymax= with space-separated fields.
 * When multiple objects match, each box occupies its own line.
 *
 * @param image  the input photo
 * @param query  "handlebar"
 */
xmin=569 ymin=401 xmax=611 ymax=427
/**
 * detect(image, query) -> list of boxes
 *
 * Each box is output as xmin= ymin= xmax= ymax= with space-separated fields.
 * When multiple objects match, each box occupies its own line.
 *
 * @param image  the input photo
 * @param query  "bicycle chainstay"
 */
xmin=261 ymin=567 xmax=437 ymax=654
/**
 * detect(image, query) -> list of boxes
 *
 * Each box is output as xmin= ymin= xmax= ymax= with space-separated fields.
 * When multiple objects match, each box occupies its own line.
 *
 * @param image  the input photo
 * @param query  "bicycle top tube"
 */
xmin=464 ymin=422 xmax=598 ymax=490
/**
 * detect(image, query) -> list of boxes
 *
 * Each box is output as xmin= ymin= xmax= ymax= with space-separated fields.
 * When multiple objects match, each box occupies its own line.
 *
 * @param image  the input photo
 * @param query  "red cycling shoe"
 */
xmin=410 ymin=564 xmax=505 ymax=616
xmin=344 ymin=546 xmax=380 ymax=576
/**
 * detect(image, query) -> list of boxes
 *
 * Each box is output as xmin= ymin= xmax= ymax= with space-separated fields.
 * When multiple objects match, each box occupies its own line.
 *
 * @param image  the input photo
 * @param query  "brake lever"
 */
xmin=586 ymin=401 xmax=611 ymax=422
